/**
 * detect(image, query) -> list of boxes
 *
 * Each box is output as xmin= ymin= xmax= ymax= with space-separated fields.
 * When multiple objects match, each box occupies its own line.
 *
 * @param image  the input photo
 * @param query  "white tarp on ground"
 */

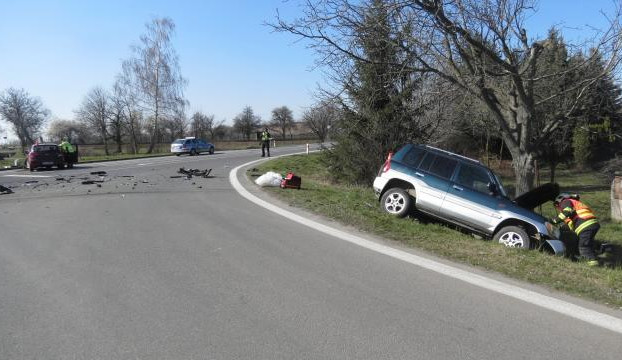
xmin=255 ymin=171 xmax=282 ymax=187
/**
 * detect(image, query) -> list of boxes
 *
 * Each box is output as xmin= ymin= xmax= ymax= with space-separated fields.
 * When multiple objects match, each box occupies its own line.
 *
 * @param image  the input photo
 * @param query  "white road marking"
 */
xmin=230 ymin=156 xmax=622 ymax=335
xmin=2 ymin=174 xmax=52 ymax=178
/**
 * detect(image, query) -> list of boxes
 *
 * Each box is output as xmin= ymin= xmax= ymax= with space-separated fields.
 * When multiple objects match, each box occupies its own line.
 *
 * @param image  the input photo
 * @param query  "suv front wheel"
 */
xmin=380 ymin=188 xmax=412 ymax=218
xmin=493 ymin=226 xmax=530 ymax=249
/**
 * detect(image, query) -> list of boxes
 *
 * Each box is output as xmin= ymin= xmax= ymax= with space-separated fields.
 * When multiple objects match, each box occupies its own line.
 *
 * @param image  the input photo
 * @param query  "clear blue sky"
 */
xmin=0 ymin=0 xmax=618 ymax=139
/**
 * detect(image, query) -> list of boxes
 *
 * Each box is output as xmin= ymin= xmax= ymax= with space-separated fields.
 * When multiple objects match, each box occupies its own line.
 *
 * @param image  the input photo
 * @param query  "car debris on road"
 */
xmin=177 ymin=168 xmax=212 ymax=179
xmin=0 ymin=184 xmax=13 ymax=194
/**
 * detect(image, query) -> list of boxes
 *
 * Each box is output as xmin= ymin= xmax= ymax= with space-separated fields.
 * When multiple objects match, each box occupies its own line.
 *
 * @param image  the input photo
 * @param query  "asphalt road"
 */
xmin=1 ymin=145 xmax=621 ymax=359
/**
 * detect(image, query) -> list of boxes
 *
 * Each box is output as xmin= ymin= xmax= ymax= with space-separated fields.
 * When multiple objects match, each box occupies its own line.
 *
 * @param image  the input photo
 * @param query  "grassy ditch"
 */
xmin=250 ymin=152 xmax=622 ymax=308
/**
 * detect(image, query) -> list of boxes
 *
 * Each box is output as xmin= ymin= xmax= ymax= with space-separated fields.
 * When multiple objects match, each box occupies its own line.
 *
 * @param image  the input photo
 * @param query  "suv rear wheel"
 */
xmin=493 ymin=226 xmax=530 ymax=249
xmin=380 ymin=188 xmax=412 ymax=218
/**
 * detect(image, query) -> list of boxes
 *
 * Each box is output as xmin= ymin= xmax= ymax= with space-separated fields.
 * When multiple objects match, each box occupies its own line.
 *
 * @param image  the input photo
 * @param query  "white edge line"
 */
xmin=3 ymin=174 xmax=52 ymax=178
xmin=229 ymin=156 xmax=622 ymax=335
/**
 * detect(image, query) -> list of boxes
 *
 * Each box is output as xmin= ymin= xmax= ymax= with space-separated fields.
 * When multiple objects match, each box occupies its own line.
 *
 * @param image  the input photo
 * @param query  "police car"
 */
xmin=170 ymin=137 xmax=215 ymax=156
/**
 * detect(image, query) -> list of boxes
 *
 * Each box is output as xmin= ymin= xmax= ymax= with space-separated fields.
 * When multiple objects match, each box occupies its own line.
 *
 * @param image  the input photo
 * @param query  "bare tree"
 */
xmin=125 ymin=17 xmax=187 ymax=153
xmin=109 ymin=83 xmax=126 ymax=153
xmin=303 ymin=101 xmax=338 ymax=142
xmin=233 ymin=106 xmax=261 ymax=140
xmin=162 ymin=99 xmax=188 ymax=142
xmin=191 ymin=111 xmax=224 ymax=140
xmin=273 ymin=0 xmax=622 ymax=195
xmin=270 ymin=106 xmax=294 ymax=139
xmin=115 ymin=65 xmax=143 ymax=154
xmin=47 ymin=119 xmax=93 ymax=144
xmin=0 ymin=88 xmax=49 ymax=149
xmin=76 ymin=87 xmax=111 ymax=155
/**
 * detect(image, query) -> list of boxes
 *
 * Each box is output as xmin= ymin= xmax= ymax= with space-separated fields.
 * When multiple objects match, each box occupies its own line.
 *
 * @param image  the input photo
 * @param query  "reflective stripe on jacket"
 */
xmin=557 ymin=198 xmax=598 ymax=235
xmin=261 ymin=131 xmax=270 ymax=141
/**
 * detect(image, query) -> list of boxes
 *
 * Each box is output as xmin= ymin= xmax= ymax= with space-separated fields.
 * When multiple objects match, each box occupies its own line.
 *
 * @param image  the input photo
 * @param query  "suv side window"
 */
xmin=428 ymin=155 xmax=457 ymax=179
xmin=418 ymin=153 xmax=435 ymax=171
xmin=402 ymin=147 xmax=426 ymax=168
xmin=455 ymin=163 xmax=491 ymax=193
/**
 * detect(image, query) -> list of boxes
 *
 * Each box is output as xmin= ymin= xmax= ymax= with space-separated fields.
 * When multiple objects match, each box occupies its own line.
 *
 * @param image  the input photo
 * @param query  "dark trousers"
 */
xmin=261 ymin=141 xmax=270 ymax=157
xmin=578 ymin=223 xmax=599 ymax=260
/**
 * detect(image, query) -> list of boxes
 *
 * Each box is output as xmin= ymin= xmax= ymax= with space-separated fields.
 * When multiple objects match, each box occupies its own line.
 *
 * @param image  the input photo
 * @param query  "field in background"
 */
xmin=0 ymin=139 xmax=317 ymax=168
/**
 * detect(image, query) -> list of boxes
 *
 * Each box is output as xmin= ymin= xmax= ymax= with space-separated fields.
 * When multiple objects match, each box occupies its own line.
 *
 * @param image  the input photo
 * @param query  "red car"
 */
xmin=25 ymin=143 xmax=66 ymax=171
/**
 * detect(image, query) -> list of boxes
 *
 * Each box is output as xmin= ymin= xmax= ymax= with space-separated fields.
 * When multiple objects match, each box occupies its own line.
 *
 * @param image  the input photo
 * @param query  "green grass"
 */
xmin=251 ymin=153 xmax=622 ymax=308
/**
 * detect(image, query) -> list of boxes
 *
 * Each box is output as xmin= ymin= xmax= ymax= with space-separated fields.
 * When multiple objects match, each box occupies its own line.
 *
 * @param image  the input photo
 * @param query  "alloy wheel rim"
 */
xmin=384 ymin=193 xmax=405 ymax=214
xmin=499 ymin=231 xmax=524 ymax=247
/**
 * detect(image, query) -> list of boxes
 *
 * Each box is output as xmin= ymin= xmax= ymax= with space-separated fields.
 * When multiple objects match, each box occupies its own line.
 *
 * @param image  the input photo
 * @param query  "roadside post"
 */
xmin=612 ymin=172 xmax=622 ymax=222
xmin=306 ymin=143 xmax=309 ymax=155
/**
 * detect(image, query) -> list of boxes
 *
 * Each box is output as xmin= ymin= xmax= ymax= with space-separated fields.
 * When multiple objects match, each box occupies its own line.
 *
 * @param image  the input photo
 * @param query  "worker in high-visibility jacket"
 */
xmin=59 ymin=138 xmax=75 ymax=154
xmin=260 ymin=128 xmax=271 ymax=157
xmin=552 ymin=193 xmax=600 ymax=266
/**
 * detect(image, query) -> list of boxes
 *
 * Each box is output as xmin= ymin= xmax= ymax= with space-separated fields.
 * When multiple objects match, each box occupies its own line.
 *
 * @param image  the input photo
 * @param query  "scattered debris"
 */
xmin=119 ymin=175 xmax=134 ymax=178
xmin=141 ymin=179 xmax=149 ymax=183
xmin=170 ymin=175 xmax=183 ymax=178
xmin=177 ymin=168 xmax=212 ymax=179
xmin=280 ymin=172 xmax=301 ymax=190
xmin=24 ymin=180 xmax=39 ymax=184
xmin=255 ymin=171 xmax=283 ymax=187
xmin=81 ymin=180 xmax=105 ymax=185
xmin=0 ymin=184 xmax=13 ymax=194
xmin=90 ymin=171 xmax=107 ymax=176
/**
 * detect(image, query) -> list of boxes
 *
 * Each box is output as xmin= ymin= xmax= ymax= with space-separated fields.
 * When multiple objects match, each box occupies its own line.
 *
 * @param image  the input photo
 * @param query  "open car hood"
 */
xmin=513 ymin=182 xmax=560 ymax=210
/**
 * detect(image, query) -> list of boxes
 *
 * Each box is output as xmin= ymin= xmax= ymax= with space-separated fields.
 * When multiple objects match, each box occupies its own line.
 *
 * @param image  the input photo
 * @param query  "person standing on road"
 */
xmin=552 ymin=193 xmax=600 ymax=266
xmin=261 ymin=127 xmax=271 ymax=157
xmin=59 ymin=138 xmax=75 ymax=154
xmin=59 ymin=138 xmax=77 ymax=167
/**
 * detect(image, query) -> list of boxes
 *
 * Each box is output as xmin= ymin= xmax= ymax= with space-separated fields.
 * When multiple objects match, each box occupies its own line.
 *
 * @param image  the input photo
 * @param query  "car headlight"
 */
xmin=545 ymin=221 xmax=560 ymax=239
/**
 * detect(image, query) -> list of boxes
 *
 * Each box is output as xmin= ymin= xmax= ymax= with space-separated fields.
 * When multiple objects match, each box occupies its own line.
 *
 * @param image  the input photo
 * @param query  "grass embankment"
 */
xmin=251 ymin=153 xmax=622 ymax=308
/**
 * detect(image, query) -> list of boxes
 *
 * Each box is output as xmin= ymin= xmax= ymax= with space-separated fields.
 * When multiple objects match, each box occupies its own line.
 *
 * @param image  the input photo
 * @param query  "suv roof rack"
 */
xmin=424 ymin=145 xmax=482 ymax=164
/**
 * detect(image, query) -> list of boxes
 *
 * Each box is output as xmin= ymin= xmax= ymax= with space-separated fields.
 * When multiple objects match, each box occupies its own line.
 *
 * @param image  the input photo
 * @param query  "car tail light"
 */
xmin=381 ymin=152 xmax=393 ymax=173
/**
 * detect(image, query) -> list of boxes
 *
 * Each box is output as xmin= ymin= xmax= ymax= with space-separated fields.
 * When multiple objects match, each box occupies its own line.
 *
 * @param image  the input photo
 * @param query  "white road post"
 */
xmin=306 ymin=143 xmax=309 ymax=155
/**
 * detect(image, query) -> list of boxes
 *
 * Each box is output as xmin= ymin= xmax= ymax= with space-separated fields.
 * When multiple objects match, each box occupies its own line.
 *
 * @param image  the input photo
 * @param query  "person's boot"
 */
xmin=587 ymin=259 xmax=600 ymax=267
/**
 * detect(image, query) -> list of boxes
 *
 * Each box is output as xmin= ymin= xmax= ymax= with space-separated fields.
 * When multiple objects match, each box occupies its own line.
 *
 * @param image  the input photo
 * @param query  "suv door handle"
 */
xmin=415 ymin=172 xmax=424 ymax=177
xmin=452 ymin=185 xmax=464 ymax=191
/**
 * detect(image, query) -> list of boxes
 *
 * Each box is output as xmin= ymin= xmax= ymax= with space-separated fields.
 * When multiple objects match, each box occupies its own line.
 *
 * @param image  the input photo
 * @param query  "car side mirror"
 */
xmin=488 ymin=182 xmax=498 ymax=196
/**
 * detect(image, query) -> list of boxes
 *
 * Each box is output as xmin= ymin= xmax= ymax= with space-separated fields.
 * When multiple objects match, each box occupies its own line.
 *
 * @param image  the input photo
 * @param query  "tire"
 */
xmin=176 ymin=153 xmax=181 ymax=156
xmin=58 ymin=163 xmax=65 ymax=170
xmin=27 ymin=161 xmax=34 ymax=172
xmin=380 ymin=187 xmax=412 ymax=218
xmin=493 ymin=226 xmax=530 ymax=249
xmin=190 ymin=149 xmax=197 ymax=156
xmin=209 ymin=147 xmax=214 ymax=155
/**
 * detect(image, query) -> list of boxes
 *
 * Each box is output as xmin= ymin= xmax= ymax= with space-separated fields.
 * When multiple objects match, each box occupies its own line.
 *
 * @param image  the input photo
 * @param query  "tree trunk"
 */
xmin=549 ymin=160 xmax=558 ymax=183
xmin=511 ymin=152 xmax=535 ymax=197
xmin=103 ymin=135 xmax=110 ymax=156
xmin=147 ymin=121 xmax=157 ymax=154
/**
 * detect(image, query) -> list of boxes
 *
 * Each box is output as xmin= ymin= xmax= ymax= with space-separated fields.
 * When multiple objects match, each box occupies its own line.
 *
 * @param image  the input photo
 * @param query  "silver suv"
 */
xmin=373 ymin=144 xmax=565 ymax=254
